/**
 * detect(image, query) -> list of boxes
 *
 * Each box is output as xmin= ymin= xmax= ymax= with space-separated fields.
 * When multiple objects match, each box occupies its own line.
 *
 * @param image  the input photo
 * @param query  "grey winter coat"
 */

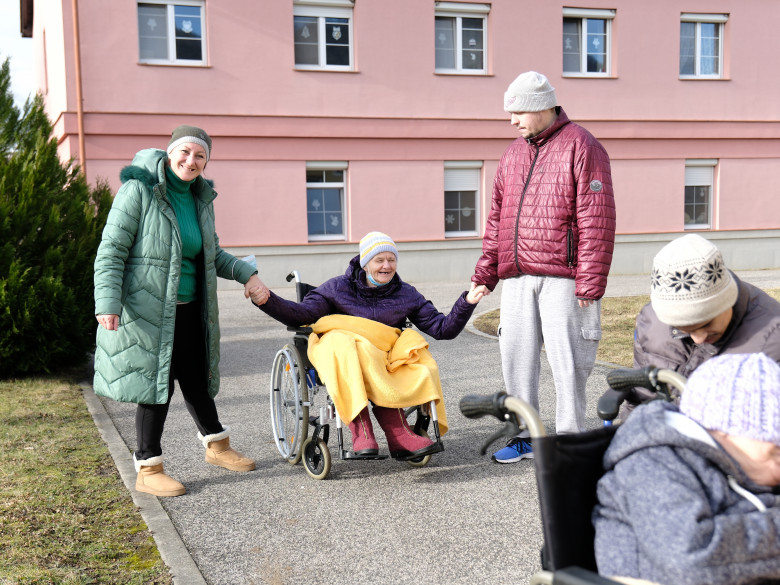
xmin=593 ymin=400 xmax=780 ymax=585
xmin=634 ymin=274 xmax=780 ymax=378
xmin=93 ymin=149 xmax=256 ymax=404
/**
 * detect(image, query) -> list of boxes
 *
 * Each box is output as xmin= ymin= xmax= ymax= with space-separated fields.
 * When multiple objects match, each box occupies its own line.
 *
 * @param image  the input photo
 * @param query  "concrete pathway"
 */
xmin=84 ymin=269 xmax=780 ymax=585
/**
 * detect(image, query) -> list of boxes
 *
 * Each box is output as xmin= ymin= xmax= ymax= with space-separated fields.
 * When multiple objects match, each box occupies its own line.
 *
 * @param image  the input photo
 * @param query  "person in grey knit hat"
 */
xmin=625 ymin=234 xmax=780 ymax=416
xmin=472 ymin=70 xmax=615 ymax=462
xmin=594 ymin=352 xmax=780 ymax=584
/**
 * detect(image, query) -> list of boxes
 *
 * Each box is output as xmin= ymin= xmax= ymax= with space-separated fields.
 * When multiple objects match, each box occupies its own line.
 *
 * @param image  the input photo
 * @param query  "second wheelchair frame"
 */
xmin=459 ymin=366 xmax=688 ymax=585
xmin=268 ymin=271 xmax=443 ymax=480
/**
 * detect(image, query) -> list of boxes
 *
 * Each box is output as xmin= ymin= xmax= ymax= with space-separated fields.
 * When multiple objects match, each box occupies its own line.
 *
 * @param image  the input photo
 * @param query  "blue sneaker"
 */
xmin=492 ymin=437 xmax=533 ymax=464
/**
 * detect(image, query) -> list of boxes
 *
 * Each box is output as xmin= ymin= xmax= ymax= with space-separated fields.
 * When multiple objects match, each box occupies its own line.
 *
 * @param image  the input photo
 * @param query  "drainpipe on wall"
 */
xmin=71 ymin=0 xmax=86 ymax=177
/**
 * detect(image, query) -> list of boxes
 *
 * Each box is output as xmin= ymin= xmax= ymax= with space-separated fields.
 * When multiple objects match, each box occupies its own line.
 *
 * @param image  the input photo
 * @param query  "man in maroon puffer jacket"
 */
xmin=472 ymin=71 xmax=616 ymax=463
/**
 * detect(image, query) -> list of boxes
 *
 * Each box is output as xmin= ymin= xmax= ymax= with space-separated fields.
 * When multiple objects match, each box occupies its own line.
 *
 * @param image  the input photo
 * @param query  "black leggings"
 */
xmin=135 ymin=301 xmax=222 ymax=461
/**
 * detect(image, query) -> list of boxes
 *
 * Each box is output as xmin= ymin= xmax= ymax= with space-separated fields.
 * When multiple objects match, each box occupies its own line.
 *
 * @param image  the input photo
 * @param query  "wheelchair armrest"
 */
xmin=530 ymin=567 xmax=625 ymax=585
xmin=554 ymin=567 xmax=625 ymax=585
xmin=287 ymin=326 xmax=313 ymax=334
xmin=596 ymin=388 xmax=629 ymax=422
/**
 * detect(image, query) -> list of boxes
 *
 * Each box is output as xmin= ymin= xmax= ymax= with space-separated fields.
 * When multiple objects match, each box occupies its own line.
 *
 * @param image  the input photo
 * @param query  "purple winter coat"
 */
xmin=257 ymin=256 xmax=476 ymax=340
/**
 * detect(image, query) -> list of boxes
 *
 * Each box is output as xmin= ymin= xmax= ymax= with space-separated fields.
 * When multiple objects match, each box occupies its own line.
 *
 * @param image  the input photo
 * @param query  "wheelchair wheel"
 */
xmin=270 ymin=344 xmax=309 ymax=464
xmin=301 ymin=437 xmax=331 ymax=480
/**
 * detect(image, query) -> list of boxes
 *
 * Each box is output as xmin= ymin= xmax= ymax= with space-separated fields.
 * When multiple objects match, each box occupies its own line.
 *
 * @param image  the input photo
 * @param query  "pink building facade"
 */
xmin=25 ymin=0 xmax=780 ymax=286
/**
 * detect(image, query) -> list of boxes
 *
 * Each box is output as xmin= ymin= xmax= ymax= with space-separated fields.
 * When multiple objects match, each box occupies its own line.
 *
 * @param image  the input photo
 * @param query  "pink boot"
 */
xmin=372 ymin=405 xmax=437 ymax=459
xmin=348 ymin=406 xmax=379 ymax=456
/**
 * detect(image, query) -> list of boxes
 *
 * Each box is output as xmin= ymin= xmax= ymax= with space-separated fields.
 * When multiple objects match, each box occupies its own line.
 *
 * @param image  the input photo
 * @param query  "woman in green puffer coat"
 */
xmin=94 ymin=125 xmax=271 ymax=497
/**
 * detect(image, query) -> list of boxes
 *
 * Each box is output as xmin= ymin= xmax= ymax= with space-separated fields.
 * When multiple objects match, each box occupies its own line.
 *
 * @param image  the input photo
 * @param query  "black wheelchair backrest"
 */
xmin=535 ymin=425 xmax=617 ymax=572
xmin=296 ymin=282 xmax=316 ymax=303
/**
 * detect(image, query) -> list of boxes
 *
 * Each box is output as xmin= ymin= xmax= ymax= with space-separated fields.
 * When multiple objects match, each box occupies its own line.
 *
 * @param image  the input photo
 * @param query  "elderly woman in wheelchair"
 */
xmin=251 ymin=232 xmax=487 ymax=468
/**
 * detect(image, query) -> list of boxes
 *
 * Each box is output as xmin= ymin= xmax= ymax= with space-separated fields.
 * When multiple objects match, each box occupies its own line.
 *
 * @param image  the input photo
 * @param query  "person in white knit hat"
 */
xmin=626 ymin=233 xmax=780 ymax=413
xmin=472 ymin=71 xmax=616 ymax=462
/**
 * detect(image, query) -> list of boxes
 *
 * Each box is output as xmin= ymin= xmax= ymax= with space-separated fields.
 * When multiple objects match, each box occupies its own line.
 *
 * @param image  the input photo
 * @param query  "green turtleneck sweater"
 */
xmin=165 ymin=166 xmax=203 ymax=302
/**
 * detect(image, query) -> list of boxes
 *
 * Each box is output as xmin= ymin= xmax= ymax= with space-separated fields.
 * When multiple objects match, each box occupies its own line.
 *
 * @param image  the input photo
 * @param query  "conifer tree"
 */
xmin=0 ymin=58 xmax=112 ymax=378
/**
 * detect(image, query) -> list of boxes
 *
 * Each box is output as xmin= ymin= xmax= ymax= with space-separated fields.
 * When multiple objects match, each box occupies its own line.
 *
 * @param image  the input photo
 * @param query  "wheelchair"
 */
xmin=269 ymin=270 xmax=444 ymax=480
xmin=459 ymin=366 xmax=687 ymax=585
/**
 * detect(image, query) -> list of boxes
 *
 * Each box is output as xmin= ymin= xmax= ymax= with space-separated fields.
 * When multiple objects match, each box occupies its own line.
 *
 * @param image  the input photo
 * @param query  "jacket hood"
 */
xmin=119 ymin=148 xmax=215 ymax=193
xmin=119 ymin=148 xmax=167 ymax=187
xmin=605 ymin=400 xmax=769 ymax=494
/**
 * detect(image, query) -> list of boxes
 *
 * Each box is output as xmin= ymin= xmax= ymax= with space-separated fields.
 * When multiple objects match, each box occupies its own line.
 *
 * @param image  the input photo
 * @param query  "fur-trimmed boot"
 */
xmin=134 ymin=454 xmax=186 ymax=497
xmin=198 ymin=426 xmax=256 ymax=472
xmin=372 ymin=405 xmax=436 ymax=459
xmin=348 ymin=406 xmax=379 ymax=456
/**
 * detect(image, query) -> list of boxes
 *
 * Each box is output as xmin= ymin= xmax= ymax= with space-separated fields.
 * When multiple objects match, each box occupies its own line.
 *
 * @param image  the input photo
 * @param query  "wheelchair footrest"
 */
xmin=341 ymin=451 xmax=389 ymax=461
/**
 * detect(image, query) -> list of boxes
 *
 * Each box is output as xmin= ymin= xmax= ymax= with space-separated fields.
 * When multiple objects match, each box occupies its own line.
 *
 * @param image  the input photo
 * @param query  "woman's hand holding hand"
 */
xmin=96 ymin=314 xmax=119 ymax=331
xmin=466 ymin=282 xmax=490 ymax=305
xmin=245 ymin=274 xmax=271 ymax=305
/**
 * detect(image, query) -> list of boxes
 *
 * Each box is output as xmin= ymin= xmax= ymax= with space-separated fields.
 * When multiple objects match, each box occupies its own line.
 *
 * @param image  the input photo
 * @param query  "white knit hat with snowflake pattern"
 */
xmin=650 ymin=234 xmax=738 ymax=327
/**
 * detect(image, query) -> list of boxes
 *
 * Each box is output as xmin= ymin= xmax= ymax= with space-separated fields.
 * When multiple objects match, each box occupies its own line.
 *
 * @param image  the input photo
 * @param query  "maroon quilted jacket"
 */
xmin=472 ymin=108 xmax=616 ymax=300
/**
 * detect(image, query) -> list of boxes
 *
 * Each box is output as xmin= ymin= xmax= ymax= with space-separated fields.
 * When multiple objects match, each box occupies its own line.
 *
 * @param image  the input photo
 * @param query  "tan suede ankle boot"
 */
xmin=204 ymin=437 xmax=255 ymax=471
xmin=199 ymin=426 xmax=255 ymax=472
xmin=135 ymin=455 xmax=186 ymax=497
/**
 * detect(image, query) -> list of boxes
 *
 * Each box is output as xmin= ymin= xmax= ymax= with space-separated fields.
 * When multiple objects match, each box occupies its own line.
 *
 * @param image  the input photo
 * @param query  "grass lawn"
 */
xmin=0 ymin=376 xmax=172 ymax=585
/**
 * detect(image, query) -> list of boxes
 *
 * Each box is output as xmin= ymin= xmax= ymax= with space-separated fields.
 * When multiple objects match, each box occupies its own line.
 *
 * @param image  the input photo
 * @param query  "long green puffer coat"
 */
xmin=93 ymin=148 xmax=256 ymax=404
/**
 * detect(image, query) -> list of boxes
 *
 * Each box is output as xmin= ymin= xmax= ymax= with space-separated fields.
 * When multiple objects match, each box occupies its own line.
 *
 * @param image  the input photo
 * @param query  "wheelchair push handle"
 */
xmin=460 ymin=392 xmax=546 ymax=455
xmin=599 ymin=366 xmax=688 ymax=423
xmin=606 ymin=366 xmax=687 ymax=397
xmin=606 ymin=365 xmax=661 ymax=392
xmin=459 ymin=392 xmax=508 ymax=420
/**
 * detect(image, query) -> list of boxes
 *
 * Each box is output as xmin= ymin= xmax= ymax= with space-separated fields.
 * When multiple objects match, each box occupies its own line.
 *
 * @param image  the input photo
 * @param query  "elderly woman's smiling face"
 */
xmin=365 ymin=252 xmax=397 ymax=287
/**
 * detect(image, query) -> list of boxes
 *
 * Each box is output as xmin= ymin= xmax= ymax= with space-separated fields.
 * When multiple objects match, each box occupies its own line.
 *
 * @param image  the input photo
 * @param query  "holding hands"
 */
xmin=245 ymin=274 xmax=271 ymax=305
xmin=467 ymin=282 xmax=490 ymax=305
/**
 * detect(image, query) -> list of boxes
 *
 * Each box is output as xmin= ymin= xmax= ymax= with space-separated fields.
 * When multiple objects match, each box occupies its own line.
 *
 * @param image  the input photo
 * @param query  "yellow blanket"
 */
xmin=307 ymin=314 xmax=448 ymax=435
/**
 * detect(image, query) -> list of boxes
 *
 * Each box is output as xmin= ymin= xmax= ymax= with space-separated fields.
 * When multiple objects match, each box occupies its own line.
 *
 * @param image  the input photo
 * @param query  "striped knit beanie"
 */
xmin=359 ymin=232 xmax=398 ymax=268
xmin=680 ymin=353 xmax=780 ymax=446
xmin=167 ymin=125 xmax=212 ymax=161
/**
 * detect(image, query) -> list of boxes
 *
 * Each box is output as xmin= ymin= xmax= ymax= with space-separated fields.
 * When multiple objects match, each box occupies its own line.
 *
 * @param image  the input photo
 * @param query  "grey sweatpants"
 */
xmin=499 ymin=275 xmax=601 ymax=434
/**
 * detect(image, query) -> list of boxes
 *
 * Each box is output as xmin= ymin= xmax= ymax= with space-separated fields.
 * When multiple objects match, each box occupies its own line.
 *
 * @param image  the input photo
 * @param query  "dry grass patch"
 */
xmin=473 ymin=288 xmax=780 ymax=368
xmin=0 ymin=378 xmax=172 ymax=585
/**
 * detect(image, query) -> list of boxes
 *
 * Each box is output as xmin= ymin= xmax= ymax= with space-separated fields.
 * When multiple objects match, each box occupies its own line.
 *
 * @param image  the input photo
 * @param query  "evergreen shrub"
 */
xmin=0 ymin=58 xmax=112 ymax=377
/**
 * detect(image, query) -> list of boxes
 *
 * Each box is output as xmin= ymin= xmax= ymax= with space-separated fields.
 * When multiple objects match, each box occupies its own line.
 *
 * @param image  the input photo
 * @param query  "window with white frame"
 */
xmin=684 ymin=160 xmax=716 ymax=229
xmin=307 ymin=163 xmax=347 ymax=241
xmin=562 ymin=7 xmax=614 ymax=76
xmin=138 ymin=1 xmax=206 ymax=65
xmin=444 ymin=162 xmax=481 ymax=237
xmin=293 ymin=0 xmax=353 ymax=71
xmin=435 ymin=2 xmax=489 ymax=74
xmin=680 ymin=14 xmax=727 ymax=78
